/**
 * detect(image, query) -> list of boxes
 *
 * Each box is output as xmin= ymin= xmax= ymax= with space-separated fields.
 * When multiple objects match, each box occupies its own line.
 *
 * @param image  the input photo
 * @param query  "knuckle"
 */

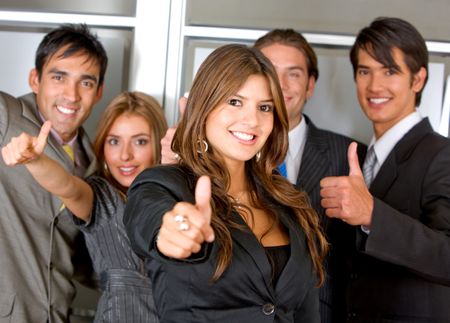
xmin=176 ymin=249 xmax=191 ymax=259
xmin=195 ymin=217 xmax=206 ymax=228
xmin=175 ymin=202 xmax=190 ymax=210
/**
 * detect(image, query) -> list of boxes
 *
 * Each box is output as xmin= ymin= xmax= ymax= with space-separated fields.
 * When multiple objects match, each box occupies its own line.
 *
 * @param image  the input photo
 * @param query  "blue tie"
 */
xmin=277 ymin=161 xmax=287 ymax=178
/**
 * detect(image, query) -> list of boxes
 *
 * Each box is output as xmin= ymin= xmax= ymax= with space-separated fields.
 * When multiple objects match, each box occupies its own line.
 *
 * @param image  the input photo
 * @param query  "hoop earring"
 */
xmin=103 ymin=162 xmax=109 ymax=173
xmin=255 ymin=151 xmax=261 ymax=162
xmin=197 ymin=139 xmax=209 ymax=154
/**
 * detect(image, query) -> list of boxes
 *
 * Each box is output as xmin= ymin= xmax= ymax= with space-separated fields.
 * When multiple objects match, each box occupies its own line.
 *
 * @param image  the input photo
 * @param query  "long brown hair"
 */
xmin=94 ymin=91 xmax=168 ymax=194
xmin=172 ymin=44 xmax=328 ymax=284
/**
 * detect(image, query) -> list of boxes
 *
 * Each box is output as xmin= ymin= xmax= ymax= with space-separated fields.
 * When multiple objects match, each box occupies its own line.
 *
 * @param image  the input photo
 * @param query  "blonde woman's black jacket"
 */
xmin=124 ymin=165 xmax=320 ymax=323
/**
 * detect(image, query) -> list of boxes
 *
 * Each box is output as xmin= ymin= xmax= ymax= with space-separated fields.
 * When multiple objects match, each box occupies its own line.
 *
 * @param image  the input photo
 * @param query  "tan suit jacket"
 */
xmin=0 ymin=91 xmax=96 ymax=322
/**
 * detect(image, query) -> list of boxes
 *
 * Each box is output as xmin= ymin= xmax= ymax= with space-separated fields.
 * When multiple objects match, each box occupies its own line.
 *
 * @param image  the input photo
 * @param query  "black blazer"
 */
xmin=344 ymin=118 xmax=450 ymax=322
xmin=298 ymin=116 xmax=365 ymax=323
xmin=124 ymin=165 xmax=320 ymax=323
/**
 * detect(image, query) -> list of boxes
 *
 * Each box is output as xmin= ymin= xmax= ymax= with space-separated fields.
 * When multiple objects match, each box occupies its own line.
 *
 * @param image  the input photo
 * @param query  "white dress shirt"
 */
xmin=368 ymin=110 xmax=423 ymax=177
xmin=362 ymin=110 xmax=423 ymax=234
xmin=286 ymin=116 xmax=308 ymax=184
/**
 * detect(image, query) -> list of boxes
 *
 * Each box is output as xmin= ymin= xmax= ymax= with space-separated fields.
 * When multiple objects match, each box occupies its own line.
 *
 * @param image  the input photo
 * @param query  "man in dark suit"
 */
xmin=0 ymin=24 xmax=107 ymax=322
xmin=254 ymin=29 xmax=361 ymax=323
xmin=320 ymin=17 xmax=450 ymax=322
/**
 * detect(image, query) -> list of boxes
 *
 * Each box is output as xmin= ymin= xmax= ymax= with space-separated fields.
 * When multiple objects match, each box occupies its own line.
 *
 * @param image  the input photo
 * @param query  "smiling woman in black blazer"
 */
xmin=124 ymin=44 xmax=328 ymax=323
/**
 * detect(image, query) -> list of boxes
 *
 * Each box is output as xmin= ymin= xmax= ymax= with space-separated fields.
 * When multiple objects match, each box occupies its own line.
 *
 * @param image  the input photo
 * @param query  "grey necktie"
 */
xmin=363 ymin=146 xmax=377 ymax=186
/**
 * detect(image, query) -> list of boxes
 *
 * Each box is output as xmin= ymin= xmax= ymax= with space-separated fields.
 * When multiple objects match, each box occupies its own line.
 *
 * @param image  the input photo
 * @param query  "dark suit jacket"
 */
xmin=344 ymin=118 xmax=450 ymax=322
xmin=124 ymin=165 xmax=320 ymax=323
xmin=296 ymin=116 xmax=364 ymax=323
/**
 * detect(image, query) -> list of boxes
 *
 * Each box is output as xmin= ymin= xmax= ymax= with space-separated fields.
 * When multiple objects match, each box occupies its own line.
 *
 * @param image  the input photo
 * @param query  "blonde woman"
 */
xmin=2 ymin=91 xmax=167 ymax=323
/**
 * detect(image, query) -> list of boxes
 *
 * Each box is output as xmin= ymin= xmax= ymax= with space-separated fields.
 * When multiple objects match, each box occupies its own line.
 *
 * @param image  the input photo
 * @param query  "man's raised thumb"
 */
xmin=34 ymin=120 xmax=51 ymax=153
xmin=348 ymin=142 xmax=363 ymax=177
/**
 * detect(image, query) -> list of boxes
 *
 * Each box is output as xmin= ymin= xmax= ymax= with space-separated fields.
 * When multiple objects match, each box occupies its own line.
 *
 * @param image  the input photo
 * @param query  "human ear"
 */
xmin=28 ymin=69 xmax=40 ymax=94
xmin=305 ymin=75 xmax=316 ymax=100
xmin=412 ymin=67 xmax=427 ymax=93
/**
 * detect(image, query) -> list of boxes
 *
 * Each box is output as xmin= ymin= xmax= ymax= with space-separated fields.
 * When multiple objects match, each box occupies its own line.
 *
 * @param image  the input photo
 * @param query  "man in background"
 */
xmin=320 ymin=17 xmax=450 ymax=322
xmin=0 ymin=24 xmax=107 ymax=322
xmin=255 ymin=29 xmax=363 ymax=323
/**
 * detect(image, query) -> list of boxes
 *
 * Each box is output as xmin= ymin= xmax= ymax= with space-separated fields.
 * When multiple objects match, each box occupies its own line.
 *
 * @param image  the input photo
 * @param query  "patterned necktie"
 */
xmin=363 ymin=146 xmax=377 ymax=186
xmin=62 ymin=144 xmax=74 ymax=162
xmin=277 ymin=161 xmax=287 ymax=178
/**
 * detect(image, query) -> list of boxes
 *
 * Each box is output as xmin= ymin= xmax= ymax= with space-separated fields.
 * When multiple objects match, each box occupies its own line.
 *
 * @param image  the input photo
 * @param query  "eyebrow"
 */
xmin=357 ymin=63 xmax=401 ymax=72
xmin=48 ymin=68 xmax=99 ymax=84
xmin=233 ymin=94 xmax=274 ymax=102
xmin=107 ymin=133 xmax=151 ymax=138
xmin=286 ymin=66 xmax=304 ymax=71
xmin=356 ymin=64 xmax=369 ymax=69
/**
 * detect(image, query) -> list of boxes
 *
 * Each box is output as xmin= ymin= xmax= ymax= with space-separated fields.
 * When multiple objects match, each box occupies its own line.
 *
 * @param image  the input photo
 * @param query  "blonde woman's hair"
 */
xmin=94 ymin=91 xmax=168 ymax=193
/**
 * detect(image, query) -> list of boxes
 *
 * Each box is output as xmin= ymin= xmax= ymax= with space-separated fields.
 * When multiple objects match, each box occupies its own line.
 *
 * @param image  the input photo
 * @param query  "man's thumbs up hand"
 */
xmin=1 ymin=121 xmax=51 ymax=166
xmin=320 ymin=142 xmax=374 ymax=226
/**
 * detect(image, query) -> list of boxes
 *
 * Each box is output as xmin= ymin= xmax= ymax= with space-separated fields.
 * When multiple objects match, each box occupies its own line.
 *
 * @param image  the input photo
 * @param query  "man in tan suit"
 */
xmin=0 ymin=24 xmax=107 ymax=322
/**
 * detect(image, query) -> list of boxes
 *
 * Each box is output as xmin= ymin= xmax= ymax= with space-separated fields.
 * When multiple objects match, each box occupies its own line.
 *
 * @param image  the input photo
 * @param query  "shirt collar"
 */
xmin=288 ymin=115 xmax=308 ymax=159
xmin=369 ymin=110 xmax=423 ymax=167
xmin=38 ymin=111 xmax=79 ymax=146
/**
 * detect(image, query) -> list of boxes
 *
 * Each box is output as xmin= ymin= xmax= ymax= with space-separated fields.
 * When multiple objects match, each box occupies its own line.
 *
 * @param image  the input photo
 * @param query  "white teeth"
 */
xmin=232 ymin=131 xmax=254 ymax=141
xmin=120 ymin=167 xmax=135 ymax=172
xmin=57 ymin=106 xmax=76 ymax=115
xmin=370 ymin=98 xmax=389 ymax=104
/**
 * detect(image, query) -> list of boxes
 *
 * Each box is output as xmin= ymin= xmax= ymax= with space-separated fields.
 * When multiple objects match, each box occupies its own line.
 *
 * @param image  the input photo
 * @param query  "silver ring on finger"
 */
xmin=178 ymin=221 xmax=190 ymax=231
xmin=174 ymin=213 xmax=186 ymax=223
xmin=174 ymin=213 xmax=190 ymax=231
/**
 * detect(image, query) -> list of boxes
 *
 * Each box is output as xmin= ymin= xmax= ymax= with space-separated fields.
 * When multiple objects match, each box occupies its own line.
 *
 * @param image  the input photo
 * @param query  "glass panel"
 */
xmin=0 ymin=0 xmax=136 ymax=16
xmin=186 ymin=0 xmax=450 ymax=41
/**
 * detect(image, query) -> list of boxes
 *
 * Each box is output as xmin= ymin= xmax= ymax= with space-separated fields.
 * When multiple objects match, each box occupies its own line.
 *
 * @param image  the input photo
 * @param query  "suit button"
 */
xmin=262 ymin=303 xmax=275 ymax=315
xmin=347 ymin=312 xmax=357 ymax=318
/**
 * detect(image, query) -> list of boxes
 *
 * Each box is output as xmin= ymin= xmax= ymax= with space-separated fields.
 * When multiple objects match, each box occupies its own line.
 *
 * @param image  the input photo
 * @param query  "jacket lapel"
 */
xmin=369 ymin=118 xmax=433 ymax=199
xmin=78 ymin=127 xmax=97 ymax=177
xmin=20 ymin=93 xmax=68 ymax=163
xmin=369 ymin=152 xmax=397 ymax=199
xmin=274 ymin=213 xmax=307 ymax=292
xmin=20 ymin=93 xmax=97 ymax=175
xmin=230 ymin=211 xmax=275 ymax=294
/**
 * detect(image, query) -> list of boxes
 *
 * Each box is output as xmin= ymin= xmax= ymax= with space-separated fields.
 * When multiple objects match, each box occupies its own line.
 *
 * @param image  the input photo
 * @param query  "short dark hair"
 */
xmin=350 ymin=17 xmax=428 ymax=106
xmin=254 ymin=28 xmax=319 ymax=81
xmin=35 ymin=23 xmax=108 ymax=87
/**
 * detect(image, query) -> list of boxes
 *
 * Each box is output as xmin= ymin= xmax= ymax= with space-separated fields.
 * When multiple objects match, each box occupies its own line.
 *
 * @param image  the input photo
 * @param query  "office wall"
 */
xmin=187 ymin=0 xmax=450 ymax=41
xmin=0 ymin=0 xmax=135 ymax=15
